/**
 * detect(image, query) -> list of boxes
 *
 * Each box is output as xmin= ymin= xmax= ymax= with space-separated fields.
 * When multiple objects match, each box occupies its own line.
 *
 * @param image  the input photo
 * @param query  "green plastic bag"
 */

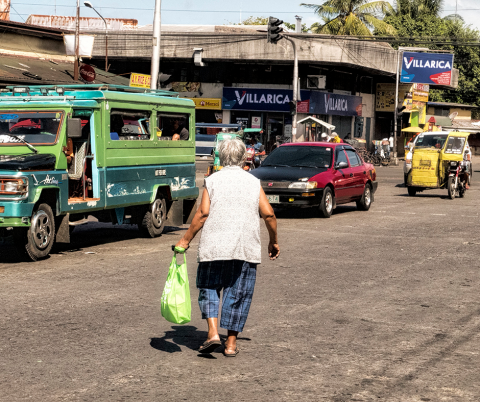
xmin=161 ymin=247 xmax=191 ymax=324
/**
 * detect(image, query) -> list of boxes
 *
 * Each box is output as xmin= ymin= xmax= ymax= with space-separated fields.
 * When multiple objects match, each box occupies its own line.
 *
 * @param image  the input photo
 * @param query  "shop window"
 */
xmin=110 ymin=109 xmax=150 ymax=140
xmin=433 ymin=107 xmax=450 ymax=117
xmin=156 ymin=113 xmax=190 ymax=141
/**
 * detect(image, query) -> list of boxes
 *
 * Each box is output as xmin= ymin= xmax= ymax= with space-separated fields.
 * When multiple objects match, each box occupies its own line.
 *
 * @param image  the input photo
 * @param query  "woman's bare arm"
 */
xmin=259 ymin=187 xmax=280 ymax=260
xmin=175 ymin=187 xmax=210 ymax=250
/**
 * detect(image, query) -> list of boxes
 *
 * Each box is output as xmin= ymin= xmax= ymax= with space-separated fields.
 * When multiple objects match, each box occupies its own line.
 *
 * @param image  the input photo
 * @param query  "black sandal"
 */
xmin=198 ymin=339 xmax=222 ymax=354
xmin=224 ymin=347 xmax=239 ymax=357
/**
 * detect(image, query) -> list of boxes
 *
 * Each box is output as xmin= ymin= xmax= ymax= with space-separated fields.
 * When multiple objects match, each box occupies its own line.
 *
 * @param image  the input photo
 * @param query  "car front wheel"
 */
xmin=319 ymin=187 xmax=334 ymax=218
xmin=356 ymin=183 xmax=372 ymax=211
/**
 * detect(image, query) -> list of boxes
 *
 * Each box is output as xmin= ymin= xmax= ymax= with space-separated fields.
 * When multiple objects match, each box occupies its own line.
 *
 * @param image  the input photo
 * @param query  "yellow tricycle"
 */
xmin=407 ymin=131 xmax=471 ymax=199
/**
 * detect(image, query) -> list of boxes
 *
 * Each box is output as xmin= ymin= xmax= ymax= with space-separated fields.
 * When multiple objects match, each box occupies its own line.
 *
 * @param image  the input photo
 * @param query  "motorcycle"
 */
xmin=447 ymin=159 xmax=469 ymax=199
xmin=243 ymin=146 xmax=256 ymax=171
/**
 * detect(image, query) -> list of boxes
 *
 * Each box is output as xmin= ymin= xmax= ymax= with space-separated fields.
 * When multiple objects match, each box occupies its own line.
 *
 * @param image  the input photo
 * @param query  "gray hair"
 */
xmin=218 ymin=138 xmax=246 ymax=167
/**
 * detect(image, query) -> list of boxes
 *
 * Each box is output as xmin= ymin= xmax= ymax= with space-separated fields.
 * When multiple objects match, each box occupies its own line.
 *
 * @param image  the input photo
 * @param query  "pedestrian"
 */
xmin=175 ymin=138 xmax=280 ymax=357
xmin=329 ymin=132 xmax=343 ymax=143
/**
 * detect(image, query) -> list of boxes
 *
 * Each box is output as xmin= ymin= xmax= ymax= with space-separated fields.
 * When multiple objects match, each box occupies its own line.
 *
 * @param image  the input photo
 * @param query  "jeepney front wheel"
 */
xmin=14 ymin=203 xmax=56 ymax=261
xmin=139 ymin=197 xmax=166 ymax=237
xmin=448 ymin=176 xmax=456 ymax=200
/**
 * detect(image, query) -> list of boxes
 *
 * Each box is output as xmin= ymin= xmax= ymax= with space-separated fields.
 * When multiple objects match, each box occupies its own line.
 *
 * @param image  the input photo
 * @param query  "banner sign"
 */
xmin=222 ymin=87 xmax=311 ymax=112
xmin=188 ymin=98 xmax=222 ymax=110
xmin=129 ymin=73 xmax=151 ymax=88
xmin=309 ymin=92 xmax=363 ymax=116
xmin=401 ymin=52 xmax=454 ymax=85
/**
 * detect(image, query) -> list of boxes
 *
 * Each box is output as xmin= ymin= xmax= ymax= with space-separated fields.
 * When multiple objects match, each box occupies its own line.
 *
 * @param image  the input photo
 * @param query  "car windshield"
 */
xmin=262 ymin=145 xmax=332 ymax=168
xmin=415 ymin=134 xmax=448 ymax=149
xmin=0 ymin=111 xmax=63 ymax=145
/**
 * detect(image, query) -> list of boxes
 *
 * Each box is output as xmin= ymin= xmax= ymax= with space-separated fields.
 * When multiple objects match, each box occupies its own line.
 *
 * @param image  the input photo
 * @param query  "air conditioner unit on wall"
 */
xmin=307 ymin=75 xmax=326 ymax=89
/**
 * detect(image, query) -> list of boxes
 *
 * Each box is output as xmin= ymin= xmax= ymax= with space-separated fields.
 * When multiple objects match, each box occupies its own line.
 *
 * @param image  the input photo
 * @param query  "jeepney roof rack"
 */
xmin=4 ymin=84 xmax=179 ymax=97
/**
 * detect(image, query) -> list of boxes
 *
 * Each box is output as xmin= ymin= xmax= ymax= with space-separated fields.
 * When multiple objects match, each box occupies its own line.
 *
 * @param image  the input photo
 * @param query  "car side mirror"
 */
xmin=67 ymin=118 xmax=82 ymax=138
xmin=335 ymin=161 xmax=348 ymax=169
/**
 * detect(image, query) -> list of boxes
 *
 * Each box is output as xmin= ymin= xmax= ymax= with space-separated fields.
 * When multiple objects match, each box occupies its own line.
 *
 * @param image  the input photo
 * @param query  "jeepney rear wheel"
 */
xmin=14 ymin=203 xmax=56 ymax=261
xmin=139 ymin=197 xmax=166 ymax=237
xmin=407 ymin=186 xmax=417 ymax=197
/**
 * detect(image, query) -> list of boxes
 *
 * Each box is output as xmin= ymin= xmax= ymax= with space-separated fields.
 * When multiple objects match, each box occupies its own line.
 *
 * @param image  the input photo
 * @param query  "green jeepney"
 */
xmin=0 ymin=85 xmax=198 ymax=260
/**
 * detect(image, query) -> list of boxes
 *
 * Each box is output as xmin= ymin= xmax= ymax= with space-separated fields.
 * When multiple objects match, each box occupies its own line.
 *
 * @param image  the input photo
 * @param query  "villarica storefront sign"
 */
xmin=222 ymin=87 xmax=363 ymax=116
xmin=222 ymin=87 xmax=310 ymax=112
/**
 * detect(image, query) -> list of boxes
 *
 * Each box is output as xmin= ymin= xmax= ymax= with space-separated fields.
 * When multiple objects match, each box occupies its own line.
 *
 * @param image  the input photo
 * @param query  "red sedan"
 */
xmin=250 ymin=142 xmax=378 ymax=218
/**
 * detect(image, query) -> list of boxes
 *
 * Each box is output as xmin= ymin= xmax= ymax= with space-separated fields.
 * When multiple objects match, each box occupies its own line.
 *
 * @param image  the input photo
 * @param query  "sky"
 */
xmin=6 ymin=0 xmax=480 ymax=31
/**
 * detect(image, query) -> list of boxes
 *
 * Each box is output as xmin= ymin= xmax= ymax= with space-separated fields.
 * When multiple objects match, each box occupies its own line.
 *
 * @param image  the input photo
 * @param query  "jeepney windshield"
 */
xmin=415 ymin=134 xmax=448 ymax=149
xmin=0 ymin=111 xmax=63 ymax=145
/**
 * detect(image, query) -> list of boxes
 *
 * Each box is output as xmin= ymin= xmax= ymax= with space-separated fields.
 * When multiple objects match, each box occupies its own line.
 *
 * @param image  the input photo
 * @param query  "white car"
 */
xmin=404 ymin=131 xmax=472 ymax=185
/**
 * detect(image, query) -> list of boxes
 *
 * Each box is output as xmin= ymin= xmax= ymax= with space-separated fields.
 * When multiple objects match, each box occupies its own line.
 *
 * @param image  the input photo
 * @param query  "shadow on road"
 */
xmin=274 ymin=205 xmax=357 ymax=219
xmin=0 ymin=224 xmax=187 ymax=264
xmin=150 ymin=325 xmax=251 ymax=354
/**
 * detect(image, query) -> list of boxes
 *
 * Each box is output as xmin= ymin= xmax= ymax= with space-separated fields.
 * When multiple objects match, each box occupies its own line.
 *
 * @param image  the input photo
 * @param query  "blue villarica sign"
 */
xmin=309 ymin=92 xmax=363 ymax=116
xmin=401 ymin=52 xmax=454 ymax=86
xmin=222 ymin=87 xmax=310 ymax=112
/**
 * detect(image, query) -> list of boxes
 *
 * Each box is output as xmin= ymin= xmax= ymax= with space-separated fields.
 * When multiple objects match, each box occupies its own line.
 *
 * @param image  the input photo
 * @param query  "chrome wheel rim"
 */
xmin=365 ymin=187 xmax=371 ymax=206
xmin=325 ymin=192 xmax=333 ymax=213
xmin=151 ymin=199 xmax=166 ymax=229
xmin=31 ymin=210 xmax=53 ymax=250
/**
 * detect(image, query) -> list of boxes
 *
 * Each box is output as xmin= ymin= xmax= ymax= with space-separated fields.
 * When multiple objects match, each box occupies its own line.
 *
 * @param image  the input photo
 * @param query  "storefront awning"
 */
xmin=297 ymin=116 xmax=335 ymax=131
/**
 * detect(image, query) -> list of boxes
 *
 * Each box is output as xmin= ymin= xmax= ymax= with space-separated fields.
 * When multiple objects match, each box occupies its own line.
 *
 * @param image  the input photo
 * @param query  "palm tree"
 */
xmin=300 ymin=0 xmax=396 ymax=36
xmin=390 ymin=0 xmax=444 ymax=19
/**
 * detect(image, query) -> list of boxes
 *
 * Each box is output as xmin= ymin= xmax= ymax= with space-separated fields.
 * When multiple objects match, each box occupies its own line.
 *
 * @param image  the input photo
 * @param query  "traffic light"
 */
xmin=397 ymin=105 xmax=406 ymax=119
xmin=268 ymin=17 xmax=284 ymax=44
xmin=288 ymin=101 xmax=296 ymax=115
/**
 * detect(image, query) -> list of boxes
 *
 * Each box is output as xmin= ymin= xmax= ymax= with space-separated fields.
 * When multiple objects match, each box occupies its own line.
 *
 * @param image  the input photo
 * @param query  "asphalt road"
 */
xmin=1 ymin=159 xmax=480 ymax=401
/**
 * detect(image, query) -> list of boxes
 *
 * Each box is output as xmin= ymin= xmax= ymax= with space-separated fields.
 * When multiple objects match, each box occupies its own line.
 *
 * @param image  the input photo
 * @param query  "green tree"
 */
xmin=232 ymin=16 xmax=269 ymax=25
xmin=284 ymin=21 xmax=311 ymax=32
xmin=300 ymin=0 xmax=396 ymax=35
xmin=389 ymin=0 xmax=443 ymax=19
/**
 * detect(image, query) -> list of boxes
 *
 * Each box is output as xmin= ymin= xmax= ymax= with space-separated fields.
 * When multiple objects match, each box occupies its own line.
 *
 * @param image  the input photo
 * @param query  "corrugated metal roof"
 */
xmin=427 ymin=101 xmax=476 ymax=109
xmin=0 ymin=54 xmax=129 ymax=86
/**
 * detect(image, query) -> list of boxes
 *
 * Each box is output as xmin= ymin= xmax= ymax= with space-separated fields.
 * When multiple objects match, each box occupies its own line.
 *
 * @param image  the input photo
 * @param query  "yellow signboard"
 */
xmin=188 ymin=98 xmax=222 ymax=110
xmin=129 ymin=73 xmax=151 ymax=88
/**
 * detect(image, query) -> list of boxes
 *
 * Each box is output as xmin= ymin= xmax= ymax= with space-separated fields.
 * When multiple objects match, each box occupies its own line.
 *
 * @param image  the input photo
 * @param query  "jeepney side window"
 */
xmin=109 ymin=109 xmax=151 ymax=140
xmin=156 ymin=113 xmax=190 ymax=141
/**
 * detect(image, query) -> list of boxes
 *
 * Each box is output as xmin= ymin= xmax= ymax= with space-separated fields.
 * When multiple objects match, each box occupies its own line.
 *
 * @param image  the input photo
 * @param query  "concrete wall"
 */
xmin=426 ymin=106 xmax=472 ymax=120
xmin=0 ymin=31 xmax=66 ymax=56
xmin=93 ymin=31 xmax=398 ymax=76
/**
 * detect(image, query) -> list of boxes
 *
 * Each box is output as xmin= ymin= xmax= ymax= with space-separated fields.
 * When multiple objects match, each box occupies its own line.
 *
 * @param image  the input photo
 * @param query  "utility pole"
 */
xmin=150 ymin=0 xmax=161 ymax=89
xmin=285 ymin=37 xmax=298 ymax=142
xmin=73 ymin=0 xmax=80 ymax=80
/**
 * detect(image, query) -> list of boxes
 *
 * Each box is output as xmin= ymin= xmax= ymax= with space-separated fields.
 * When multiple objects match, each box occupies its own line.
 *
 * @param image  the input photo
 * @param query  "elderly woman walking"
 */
xmin=175 ymin=138 xmax=280 ymax=357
